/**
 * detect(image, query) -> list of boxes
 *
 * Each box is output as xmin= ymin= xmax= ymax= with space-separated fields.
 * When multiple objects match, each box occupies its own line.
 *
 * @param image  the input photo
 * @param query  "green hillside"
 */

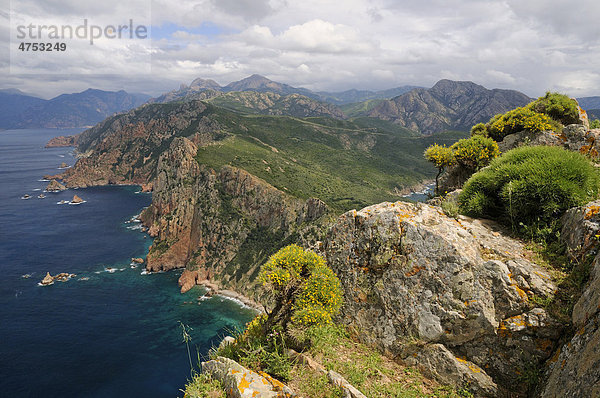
xmin=194 ymin=106 xmax=447 ymax=211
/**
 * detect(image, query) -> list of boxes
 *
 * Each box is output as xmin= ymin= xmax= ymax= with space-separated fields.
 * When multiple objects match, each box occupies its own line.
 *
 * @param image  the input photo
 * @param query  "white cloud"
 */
xmin=1 ymin=0 xmax=600 ymax=98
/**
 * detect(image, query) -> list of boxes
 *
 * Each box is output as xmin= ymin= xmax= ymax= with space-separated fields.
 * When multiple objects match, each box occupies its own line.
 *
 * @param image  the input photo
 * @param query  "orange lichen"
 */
xmin=455 ymin=356 xmax=483 ymax=373
xmin=405 ymin=265 xmax=425 ymax=277
xmin=237 ymin=373 xmax=250 ymax=392
xmin=584 ymin=205 xmax=600 ymax=220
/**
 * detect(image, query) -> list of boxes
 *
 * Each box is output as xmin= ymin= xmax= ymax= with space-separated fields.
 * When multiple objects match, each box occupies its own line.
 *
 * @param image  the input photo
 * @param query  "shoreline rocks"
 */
xmin=46 ymin=179 xmax=66 ymax=192
xmin=45 ymin=135 xmax=79 ymax=148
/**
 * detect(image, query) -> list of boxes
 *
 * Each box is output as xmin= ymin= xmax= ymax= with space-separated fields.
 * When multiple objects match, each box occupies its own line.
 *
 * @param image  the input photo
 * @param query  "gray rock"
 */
xmin=541 ymin=252 xmax=600 ymax=397
xmin=327 ymin=370 xmax=367 ymax=398
xmin=202 ymin=356 xmax=295 ymax=397
xmin=497 ymin=129 xmax=563 ymax=153
xmin=324 ymin=201 xmax=561 ymax=395
xmin=403 ymin=344 xmax=497 ymax=397
xmin=561 ymin=200 xmax=600 ymax=261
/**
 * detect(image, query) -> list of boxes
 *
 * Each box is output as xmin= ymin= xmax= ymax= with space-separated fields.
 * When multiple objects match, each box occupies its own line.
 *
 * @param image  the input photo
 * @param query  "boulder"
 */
xmin=201 ymin=356 xmax=295 ymax=397
xmin=60 ymin=162 xmax=68 ymax=168
xmin=131 ymin=257 xmax=144 ymax=264
xmin=45 ymin=179 xmax=66 ymax=192
xmin=324 ymin=201 xmax=561 ymax=396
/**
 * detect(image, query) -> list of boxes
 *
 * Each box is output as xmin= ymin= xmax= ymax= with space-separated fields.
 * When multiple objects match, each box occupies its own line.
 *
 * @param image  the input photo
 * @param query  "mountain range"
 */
xmin=3 ymin=74 xmax=598 ymax=133
xmin=0 ymin=89 xmax=150 ymax=129
xmin=150 ymin=74 xmax=420 ymax=106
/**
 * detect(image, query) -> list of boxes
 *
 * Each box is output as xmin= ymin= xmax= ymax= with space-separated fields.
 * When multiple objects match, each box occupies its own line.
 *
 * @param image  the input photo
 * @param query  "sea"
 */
xmin=0 ymin=129 xmax=255 ymax=397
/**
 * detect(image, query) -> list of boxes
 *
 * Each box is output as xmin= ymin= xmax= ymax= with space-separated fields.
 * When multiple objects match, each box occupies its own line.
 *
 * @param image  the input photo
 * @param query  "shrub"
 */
xmin=459 ymin=146 xmax=600 ymax=241
xmin=260 ymin=245 xmax=342 ymax=330
xmin=450 ymin=136 xmax=500 ymax=171
xmin=470 ymin=123 xmax=487 ymax=137
xmin=591 ymin=119 xmax=600 ymax=129
xmin=486 ymin=107 xmax=560 ymax=141
xmin=529 ymin=92 xmax=580 ymax=126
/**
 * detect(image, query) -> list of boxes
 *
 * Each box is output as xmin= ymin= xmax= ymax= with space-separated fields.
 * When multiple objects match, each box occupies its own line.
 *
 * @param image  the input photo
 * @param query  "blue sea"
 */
xmin=0 ymin=129 xmax=255 ymax=397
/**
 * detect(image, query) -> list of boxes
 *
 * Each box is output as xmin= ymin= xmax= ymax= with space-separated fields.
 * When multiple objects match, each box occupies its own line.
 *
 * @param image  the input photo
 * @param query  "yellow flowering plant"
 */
xmin=259 ymin=244 xmax=342 ymax=330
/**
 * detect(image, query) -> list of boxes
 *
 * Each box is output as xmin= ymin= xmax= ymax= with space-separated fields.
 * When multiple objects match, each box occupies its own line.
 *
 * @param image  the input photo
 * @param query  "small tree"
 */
xmin=259 ymin=245 xmax=342 ymax=331
xmin=424 ymin=144 xmax=454 ymax=195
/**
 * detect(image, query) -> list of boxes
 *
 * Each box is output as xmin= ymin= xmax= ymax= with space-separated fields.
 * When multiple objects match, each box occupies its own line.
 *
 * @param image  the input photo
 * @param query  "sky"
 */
xmin=1 ymin=0 xmax=599 ymax=99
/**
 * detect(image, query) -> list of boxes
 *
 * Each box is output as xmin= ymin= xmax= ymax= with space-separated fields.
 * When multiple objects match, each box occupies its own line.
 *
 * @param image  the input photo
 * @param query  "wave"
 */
xmin=38 ymin=179 xmax=50 ymax=182
xmin=69 ymin=200 xmax=87 ymax=205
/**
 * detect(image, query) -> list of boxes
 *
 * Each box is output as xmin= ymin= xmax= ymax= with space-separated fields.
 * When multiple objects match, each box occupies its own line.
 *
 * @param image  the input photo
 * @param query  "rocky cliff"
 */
xmin=324 ymin=201 xmax=562 ymax=396
xmin=60 ymin=101 xmax=227 ymax=188
xmin=140 ymin=137 xmax=329 ymax=298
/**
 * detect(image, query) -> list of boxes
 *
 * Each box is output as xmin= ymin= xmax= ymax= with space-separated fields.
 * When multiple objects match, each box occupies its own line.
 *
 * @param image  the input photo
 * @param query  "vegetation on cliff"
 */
xmin=460 ymin=145 xmax=600 ymax=240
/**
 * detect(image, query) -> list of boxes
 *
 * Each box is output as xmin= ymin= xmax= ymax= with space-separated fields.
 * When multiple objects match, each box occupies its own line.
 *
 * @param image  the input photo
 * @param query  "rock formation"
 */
xmin=41 ymin=272 xmax=54 ymax=285
xmin=71 ymin=195 xmax=83 ymax=204
xmin=45 ymin=179 xmax=66 ymax=192
xmin=325 ymin=201 xmax=562 ymax=396
xmin=45 ymin=135 xmax=79 ymax=147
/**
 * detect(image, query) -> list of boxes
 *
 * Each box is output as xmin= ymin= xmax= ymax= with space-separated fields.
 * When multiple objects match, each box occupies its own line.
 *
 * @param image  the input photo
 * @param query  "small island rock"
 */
xmin=46 ymin=179 xmax=66 ymax=192
xmin=41 ymin=272 xmax=54 ymax=285
xmin=59 ymin=162 xmax=69 ymax=169
xmin=71 ymin=195 xmax=84 ymax=204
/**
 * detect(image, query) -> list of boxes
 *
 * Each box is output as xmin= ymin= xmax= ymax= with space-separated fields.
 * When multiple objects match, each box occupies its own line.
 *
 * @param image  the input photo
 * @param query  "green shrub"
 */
xmin=530 ymin=92 xmax=580 ymax=126
xmin=486 ymin=107 xmax=560 ymax=141
xmin=459 ymin=146 xmax=600 ymax=241
xmin=450 ymin=135 xmax=500 ymax=170
xmin=470 ymin=123 xmax=487 ymax=137
xmin=591 ymin=119 xmax=600 ymax=129
xmin=260 ymin=245 xmax=342 ymax=329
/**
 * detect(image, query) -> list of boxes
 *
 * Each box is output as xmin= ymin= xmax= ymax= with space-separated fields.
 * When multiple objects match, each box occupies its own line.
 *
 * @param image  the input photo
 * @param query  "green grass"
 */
xmin=181 ymin=373 xmax=225 ymax=398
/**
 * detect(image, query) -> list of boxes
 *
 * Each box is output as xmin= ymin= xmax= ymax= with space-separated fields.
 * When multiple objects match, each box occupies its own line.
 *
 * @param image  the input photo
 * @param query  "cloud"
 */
xmin=1 ymin=0 xmax=600 ymax=98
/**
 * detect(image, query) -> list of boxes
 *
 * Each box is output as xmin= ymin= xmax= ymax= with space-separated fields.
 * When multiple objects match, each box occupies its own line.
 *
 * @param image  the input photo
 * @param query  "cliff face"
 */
xmin=324 ymin=201 xmax=562 ymax=396
xmin=540 ymin=201 xmax=600 ymax=397
xmin=140 ymin=137 xmax=329 ymax=298
xmin=61 ymin=101 xmax=226 ymax=187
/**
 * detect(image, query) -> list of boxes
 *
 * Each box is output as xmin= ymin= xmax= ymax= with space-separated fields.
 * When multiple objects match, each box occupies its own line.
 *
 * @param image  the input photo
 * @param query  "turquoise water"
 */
xmin=0 ymin=129 xmax=255 ymax=397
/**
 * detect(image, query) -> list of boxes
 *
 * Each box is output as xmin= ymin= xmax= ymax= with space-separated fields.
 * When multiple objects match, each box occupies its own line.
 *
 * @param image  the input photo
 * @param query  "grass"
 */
xmin=293 ymin=325 xmax=469 ymax=398
xmin=181 ymin=373 xmax=225 ymax=398
xmin=208 ymin=319 xmax=471 ymax=398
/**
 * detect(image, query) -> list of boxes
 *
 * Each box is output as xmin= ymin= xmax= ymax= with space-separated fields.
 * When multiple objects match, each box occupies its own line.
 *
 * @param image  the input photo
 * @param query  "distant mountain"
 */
xmin=366 ymin=80 xmax=532 ymax=134
xmin=578 ymin=97 xmax=600 ymax=110
xmin=0 ymin=91 xmax=46 ymax=127
xmin=0 ymin=89 xmax=151 ymax=129
xmin=207 ymin=91 xmax=345 ymax=119
xmin=316 ymin=86 xmax=422 ymax=105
